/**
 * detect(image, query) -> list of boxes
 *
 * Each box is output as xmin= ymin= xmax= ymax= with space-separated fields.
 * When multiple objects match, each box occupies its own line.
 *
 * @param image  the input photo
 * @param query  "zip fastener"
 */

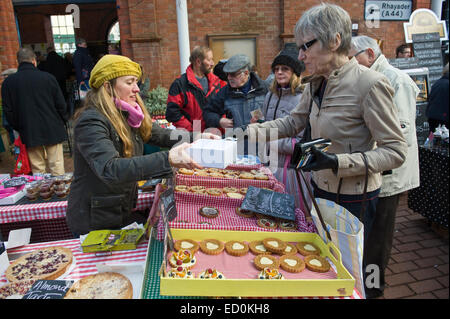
xmin=273 ymin=93 xmax=282 ymax=120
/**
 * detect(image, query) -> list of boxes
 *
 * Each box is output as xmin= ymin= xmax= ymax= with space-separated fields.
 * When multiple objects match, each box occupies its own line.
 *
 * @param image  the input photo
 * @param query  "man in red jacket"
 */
xmin=165 ymin=46 xmax=226 ymax=132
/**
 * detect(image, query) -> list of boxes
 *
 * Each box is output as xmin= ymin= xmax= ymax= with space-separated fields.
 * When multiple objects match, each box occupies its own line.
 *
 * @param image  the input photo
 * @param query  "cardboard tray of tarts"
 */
xmin=157 ymin=229 xmax=355 ymax=297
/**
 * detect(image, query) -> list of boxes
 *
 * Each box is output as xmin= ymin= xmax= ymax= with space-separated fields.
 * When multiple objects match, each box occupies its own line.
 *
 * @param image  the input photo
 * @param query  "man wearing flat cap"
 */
xmin=203 ymin=54 xmax=267 ymax=154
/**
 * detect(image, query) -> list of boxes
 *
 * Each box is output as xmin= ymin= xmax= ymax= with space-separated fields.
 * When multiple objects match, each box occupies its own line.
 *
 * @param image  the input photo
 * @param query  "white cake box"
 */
xmin=187 ymin=138 xmax=237 ymax=169
xmin=0 ymin=188 xmax=26 ymax=205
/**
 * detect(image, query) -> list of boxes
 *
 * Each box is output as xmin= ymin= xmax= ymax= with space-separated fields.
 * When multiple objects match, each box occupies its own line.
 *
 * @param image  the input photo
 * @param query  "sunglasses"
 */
xmin=298 ymin=38 xmax=318 ymax=52
xmin=352 ymin=49 xmax=366 ymax=57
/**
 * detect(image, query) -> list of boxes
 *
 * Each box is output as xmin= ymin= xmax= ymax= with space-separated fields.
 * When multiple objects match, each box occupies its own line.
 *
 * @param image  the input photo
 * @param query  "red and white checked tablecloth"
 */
xmin=176 ymin=166 xmax=286 ymax=193
xmin=0 ymin=238 xmax=149 ymax=285
xmin=0 ymin=192 xmax=155 ymax=224
xmin=156 ymin=190 xmax=316 ymax=240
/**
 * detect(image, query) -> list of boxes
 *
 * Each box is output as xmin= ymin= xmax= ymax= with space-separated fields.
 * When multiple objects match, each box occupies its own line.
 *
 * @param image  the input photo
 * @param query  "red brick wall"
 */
xmin=117 ymin=0 xmax=431 ymax=89
xmin=0 ymin=0 xmax=20 ymax=83
xmin=2 ymin=0 xmax=433 ymax=90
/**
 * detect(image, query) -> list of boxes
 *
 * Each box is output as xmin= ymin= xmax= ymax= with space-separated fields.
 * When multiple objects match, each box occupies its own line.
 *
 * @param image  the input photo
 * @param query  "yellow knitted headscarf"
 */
xmin=89 ymin=54 xmax=142 ymax=89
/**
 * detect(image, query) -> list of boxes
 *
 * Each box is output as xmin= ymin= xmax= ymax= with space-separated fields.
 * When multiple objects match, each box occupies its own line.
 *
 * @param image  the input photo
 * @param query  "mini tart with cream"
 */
xmin=225 ymin=240 xmax=249 ymax=256
xmin=254 ymin=254 xmax=279 ymax=271
xmin=178 ymin=168 xmax=195 ymax=175
xmin=304 ymin=255 xmax=331 ymax=273
xmin=257 ymin=217 xmax=277 ymax=230
xmin=206 ymin=188 xmax=222 ymax=196
xmin=239 ymin=172 xmax=255 ymax=180
xmin=249 ymin=241 xmax=272 ymax=255
xmin=235 ymin=207 xmax=254 ymax=218
xmin=278 ymin=220 xmax=297 ymax=231
xmin=262 ymin=238 xmax=287 ymax=255
xmin=254 ymin=173 xmax=269 ymax=180
xmin=174 ymin=185 xmax=190 ymax=193
xmin=226 ymin=192 xmax=244 ymax=199
xmin=198 ymin=268 xmax=225 ymax=279
xmin=223 ymin=187 xmax=239 ymax=193
xmin=167 ymin=267 xmax=194 ymax=279
xmin=296 ymin=242 xmax=321 ymax=256
xmin=199 ymin=239 xmax=224 ymax=255
xmin=174 ymin=239 xmax=199 ymax=254
xmin=199 ymin=206 xmax=220 ymax=218
xmin=258 ymin=268 xmax=284 ymax=280
xmin=282 ymin=243 xmax=298 ymax=255
xmin=190 ymin=185 xmax=206 ymax=192
xmin=168 ymin=250 xmax=197 ymax=269
xmin=279 ymin=255 xmax=305 ymax=273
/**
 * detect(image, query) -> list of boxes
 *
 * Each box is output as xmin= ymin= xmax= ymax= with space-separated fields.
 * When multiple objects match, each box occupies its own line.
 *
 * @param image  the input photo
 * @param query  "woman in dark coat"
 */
xmin=66 ymin=54 xmax=218 ymax=235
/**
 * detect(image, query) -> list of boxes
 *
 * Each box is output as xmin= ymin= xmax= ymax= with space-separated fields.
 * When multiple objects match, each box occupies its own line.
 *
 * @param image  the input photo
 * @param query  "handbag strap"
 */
xmin=336 ymin=152 xmax=369 ymax=221
xmin=298 ymin=169 xmax=332 ymax=241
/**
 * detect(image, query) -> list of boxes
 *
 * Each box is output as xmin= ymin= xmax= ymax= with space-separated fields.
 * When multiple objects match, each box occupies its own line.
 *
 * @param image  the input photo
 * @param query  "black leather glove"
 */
xmin=302 ymin=145 xmax=338 ymax=173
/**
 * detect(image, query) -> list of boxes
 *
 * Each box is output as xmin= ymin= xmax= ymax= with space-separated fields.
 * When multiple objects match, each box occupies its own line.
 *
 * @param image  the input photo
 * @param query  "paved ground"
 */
xmin=0 ymin=140 xmax=448 ymax=299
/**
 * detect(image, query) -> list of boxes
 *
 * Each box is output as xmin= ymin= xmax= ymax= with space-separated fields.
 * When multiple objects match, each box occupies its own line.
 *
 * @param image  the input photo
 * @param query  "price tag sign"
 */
xmin=22 ymin=280 xmax=74 ymax=299
xmin=159 ymin=184 xmax=177 ymax=252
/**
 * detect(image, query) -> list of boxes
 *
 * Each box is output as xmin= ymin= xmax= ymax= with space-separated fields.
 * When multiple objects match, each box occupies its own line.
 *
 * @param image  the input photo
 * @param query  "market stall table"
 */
xmin=0 ymin=237 xmax=149 ymax=286
xmin=408 ymin=146 xmax=449 ymax=228
xmin=0 ymin=192 xmax=155 ymax=243
xmin=140 ymin=234 xmax=363 ymax=299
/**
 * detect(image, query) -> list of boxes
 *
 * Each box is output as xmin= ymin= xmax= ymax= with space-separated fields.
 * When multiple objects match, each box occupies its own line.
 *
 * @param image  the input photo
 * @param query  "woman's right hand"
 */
xmin=168 ymin=142 xmax=202 ymax=170
xmin=219 ymin=118 xmax=234 ymax=128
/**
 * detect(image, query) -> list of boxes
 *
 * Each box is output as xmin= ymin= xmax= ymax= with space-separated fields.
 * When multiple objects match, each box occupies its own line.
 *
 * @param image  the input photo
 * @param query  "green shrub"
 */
xmin=144 ymin=86 xmax=168 ymax=116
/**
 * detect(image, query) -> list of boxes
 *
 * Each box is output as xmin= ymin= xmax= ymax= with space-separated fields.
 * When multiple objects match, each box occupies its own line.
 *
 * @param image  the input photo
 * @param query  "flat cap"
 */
xmin=223 ymin=54 xmax=250 ymax=73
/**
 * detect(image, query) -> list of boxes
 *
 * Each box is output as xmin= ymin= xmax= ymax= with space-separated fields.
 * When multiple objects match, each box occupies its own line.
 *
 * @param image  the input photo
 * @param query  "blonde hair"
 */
xmin=269 ymin=72 xmax=303 ymax=96
xmin=75 ymin=82 xmax=152 ymax=158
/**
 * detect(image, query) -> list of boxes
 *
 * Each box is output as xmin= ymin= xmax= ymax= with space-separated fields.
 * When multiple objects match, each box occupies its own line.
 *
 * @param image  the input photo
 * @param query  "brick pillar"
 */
xmin=116 ymin=0 xmax=133 ymax=59
xmin=0 ymin=0 xmax=20 ymax=85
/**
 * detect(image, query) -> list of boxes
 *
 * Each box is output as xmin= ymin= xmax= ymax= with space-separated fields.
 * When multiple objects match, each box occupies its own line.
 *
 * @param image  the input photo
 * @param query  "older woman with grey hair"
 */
xmin=247 ymin=3 xmax=407 ymax=238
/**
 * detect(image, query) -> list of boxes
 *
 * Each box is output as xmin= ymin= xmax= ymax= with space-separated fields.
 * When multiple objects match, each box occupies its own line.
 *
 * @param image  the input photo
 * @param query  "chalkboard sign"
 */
xmin=22 ymin=280 xmax=73 ymax=299
xmin=415 ymin=102 xmax=430 ymax=145
xmin=412 ymin=32 xmax=441 ymax=42
xmin=388 ymin=57 xmax=420 ymax=70
xmin=412 ymin=32 xmax=444 ymax=86
xmin=240 ymin=186 xmax=296 ymax=221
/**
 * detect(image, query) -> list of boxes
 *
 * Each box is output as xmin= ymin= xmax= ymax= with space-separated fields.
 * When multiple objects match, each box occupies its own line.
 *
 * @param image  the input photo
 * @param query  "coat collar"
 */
xmin=370 ymin=54 xmax=389 ymax=73
xmin=18 ymin=62 xmax=37 ymax=71
xmin=301 ymin=57 xmax=359 ymax=95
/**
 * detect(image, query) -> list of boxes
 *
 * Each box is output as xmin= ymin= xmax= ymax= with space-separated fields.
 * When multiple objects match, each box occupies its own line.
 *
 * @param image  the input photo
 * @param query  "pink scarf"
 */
xmin=114 ymin=98 xmax=144 ymax=128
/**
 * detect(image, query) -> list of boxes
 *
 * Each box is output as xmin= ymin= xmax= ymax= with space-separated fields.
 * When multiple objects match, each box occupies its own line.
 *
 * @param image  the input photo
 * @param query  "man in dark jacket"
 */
xmin=426 ymin=63 xmax=449 ymax=132
xmin=2 ymin=48 xmax=68 ymax=175
xmin=203 ymin=54 xmax=268 ymax=154
xmin=165 ymin=46 xmax=226 ymax=132
xmin=72 ymin=38 xmax=94 ymax=88
xmin=43 ymin=46 xmax=68 ymax=99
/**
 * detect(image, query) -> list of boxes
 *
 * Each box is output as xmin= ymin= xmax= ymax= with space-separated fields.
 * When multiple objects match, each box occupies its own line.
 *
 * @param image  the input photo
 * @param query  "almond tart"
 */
xmin=304 ymin=255 xmax=331 ymax=273
xmin=174 ymin=239 xmax=199 ymax=253
xmin=262 ymin=238 xmax=287 ymax=255
xmin=199 ymin=239 xmax=224 ymax=255
xmin=249 ymin=241 xmax=272 ymax=255
xmin=225 ymin=241 xmax=249 ymax=256
xmin=279 ymin=255 xmax=305 ymax=273
xmin=296 ymin=242 xmax=321 ymax=256
xmin=253 ymin=254 xmax=279 ymax=270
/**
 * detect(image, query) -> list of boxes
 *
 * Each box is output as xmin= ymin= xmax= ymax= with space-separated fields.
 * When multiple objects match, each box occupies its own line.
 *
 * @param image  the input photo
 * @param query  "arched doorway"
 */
xmin=107 ymin=20 xmax=121 ymax=55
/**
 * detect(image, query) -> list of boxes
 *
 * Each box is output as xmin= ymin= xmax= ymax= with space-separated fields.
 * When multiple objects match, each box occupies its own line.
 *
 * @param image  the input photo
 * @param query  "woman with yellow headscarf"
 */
xmin=66 ymin=55 xmax=219 ymax=236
